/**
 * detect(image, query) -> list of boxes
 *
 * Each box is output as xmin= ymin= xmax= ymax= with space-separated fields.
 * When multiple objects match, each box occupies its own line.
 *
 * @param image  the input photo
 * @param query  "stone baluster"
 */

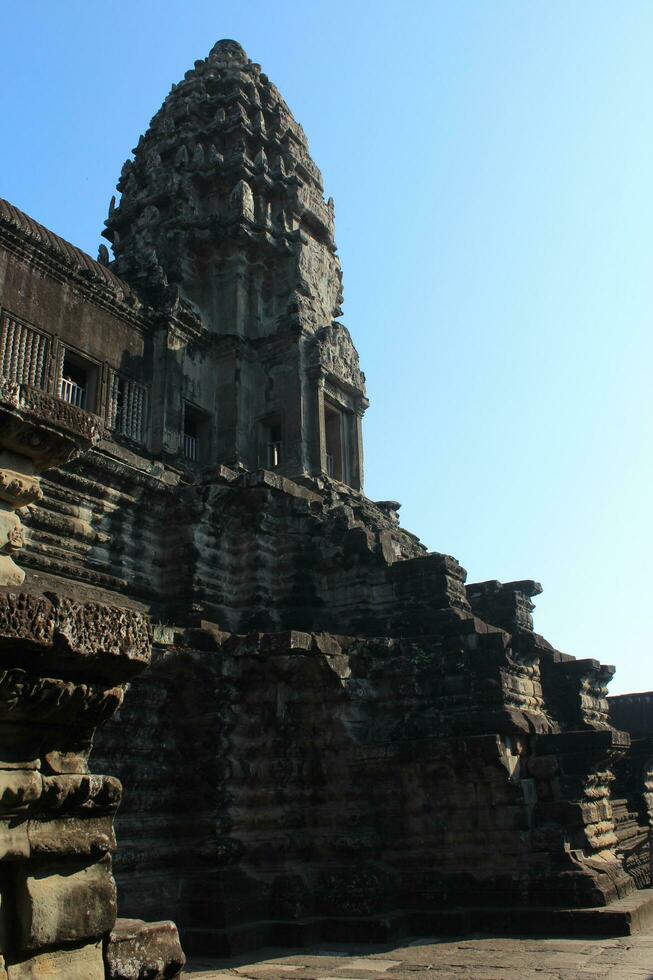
xmin=54 ymin=342 xmax=65 ymax=395
xmin=135 ymin=383 xmax=144 ymax=442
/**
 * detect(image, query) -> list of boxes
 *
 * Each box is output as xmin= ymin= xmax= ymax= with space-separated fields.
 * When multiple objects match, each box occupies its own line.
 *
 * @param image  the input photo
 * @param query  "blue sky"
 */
xmin=2 ymin=2 xmax=651 ymax=693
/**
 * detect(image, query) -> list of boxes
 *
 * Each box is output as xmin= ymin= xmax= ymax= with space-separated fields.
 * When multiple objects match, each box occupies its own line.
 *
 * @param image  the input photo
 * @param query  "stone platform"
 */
xmin=180 ymin=890 xmax=653 ymax=958
xmin=185 ymin=931 xmax=653 ymax=979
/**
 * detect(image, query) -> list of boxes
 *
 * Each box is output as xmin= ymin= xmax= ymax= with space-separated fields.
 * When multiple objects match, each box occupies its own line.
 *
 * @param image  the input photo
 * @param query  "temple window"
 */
xmin=324 ymin=401 xmax=344 ymax=481
xmin=263 ymin=418 xmax=282 ymax=468
xmin=108 ymin=372 xmax=147 ymax=443
xmin=58 ymin=349 xmax=99 ymax=412
xmin=183 ymin=403 xmax=210 ymax=463
xmin=0 ymin=315 xmax=49 ymax=389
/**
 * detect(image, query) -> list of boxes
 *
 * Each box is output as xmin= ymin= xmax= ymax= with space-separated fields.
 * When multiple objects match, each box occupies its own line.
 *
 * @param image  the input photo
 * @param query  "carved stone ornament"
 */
xmin=313 ymin=322 xmax=366 ymax=394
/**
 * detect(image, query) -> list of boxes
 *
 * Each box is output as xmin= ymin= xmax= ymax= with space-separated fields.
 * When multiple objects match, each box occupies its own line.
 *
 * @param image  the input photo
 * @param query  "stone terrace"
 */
xmin=185 ymin=933 xmax=653 ymax=979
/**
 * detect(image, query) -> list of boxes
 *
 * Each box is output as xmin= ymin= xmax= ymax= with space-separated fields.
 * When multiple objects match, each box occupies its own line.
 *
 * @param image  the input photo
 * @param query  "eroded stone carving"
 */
xmin=104 ymin=39 xmax=344 ymax=336
xmin=313 ymin=322 xmax=366 ymax=393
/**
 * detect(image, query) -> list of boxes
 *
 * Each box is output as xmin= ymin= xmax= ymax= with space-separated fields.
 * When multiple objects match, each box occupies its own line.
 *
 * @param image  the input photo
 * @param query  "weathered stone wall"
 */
xmin=20 ymin=459 xmax=428 ymax=632
xmin=607 ymin=693 xmax=653 ymax=891
xmin=0 ymin=591 xmax=152 ymax=977
xmin=609 ymin=693 xmax=653 ymax=737
xmin=20 ymin=449 xmax=172 ymax=608
xmin=94 ymin=616 xmax=645 ymax=954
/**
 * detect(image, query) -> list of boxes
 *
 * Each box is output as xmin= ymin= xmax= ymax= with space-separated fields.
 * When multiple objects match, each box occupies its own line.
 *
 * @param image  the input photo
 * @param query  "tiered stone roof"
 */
xmin=103 ymin=39 xmax=342 ymax=335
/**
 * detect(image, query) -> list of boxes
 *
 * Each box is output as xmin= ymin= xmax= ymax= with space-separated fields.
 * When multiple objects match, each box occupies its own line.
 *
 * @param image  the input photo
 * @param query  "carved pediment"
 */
xmin=314 ymin=323 xmax=366 ymax=395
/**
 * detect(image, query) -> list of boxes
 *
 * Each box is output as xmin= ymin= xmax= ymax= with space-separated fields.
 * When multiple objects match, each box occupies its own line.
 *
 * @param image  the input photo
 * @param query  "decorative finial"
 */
xmin=208 ymin=39 xmax=248 ymax=66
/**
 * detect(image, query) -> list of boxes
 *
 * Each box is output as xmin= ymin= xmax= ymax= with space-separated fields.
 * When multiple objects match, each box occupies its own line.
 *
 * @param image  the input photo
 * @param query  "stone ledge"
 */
xmin=178 ymin=890 xmax=653 ymax=956
xmin=0 ymin=378 xmax=105 ymax=449
xmin=0 ymin=591 xmax=151 ymax=683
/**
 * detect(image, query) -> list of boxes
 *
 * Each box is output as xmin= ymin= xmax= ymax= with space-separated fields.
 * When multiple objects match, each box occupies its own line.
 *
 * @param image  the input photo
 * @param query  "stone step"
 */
xmin=179 ymin=891 xmax=653 ymax=956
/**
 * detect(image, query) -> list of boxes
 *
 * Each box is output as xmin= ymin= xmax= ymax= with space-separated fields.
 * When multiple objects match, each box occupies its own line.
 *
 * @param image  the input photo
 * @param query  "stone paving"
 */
xmin=185 ymin=933 xmax=653 ymax=979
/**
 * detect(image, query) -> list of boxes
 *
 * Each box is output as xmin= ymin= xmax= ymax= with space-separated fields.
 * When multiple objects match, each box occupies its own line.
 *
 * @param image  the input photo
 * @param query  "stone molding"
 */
xmin=0 ymin=198 xmax=149 ymax=330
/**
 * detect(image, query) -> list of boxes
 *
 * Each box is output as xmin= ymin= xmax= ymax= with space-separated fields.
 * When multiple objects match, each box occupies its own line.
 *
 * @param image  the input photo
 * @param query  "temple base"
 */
xmin=180 ymin=891 xmax=653 ymax=957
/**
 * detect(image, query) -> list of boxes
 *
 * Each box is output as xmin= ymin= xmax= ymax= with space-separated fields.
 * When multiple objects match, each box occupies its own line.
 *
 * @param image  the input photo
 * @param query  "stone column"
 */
xmin=306 ymin=366 xmax=326 ymax=477
xmin=352 ymin=399 xmax=367 ymax=492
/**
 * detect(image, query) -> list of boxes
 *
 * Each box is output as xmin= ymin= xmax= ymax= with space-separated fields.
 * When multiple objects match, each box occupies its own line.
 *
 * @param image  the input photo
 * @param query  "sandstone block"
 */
xmin=42 ymin=745 xmax=93 ymax=776
xmin=0 ymin=510 xmax=22 ymax=549
xmin=0 ymin=556 xmax=24 ymax=588
xmin=0 ymin=465 xmax=42 ymax=509
xmin=527 ymin=755 xmax=559 ymax=780
xmin=0 ymin=771 xmax=41 ymax=811
xmin=15 ymin=854 xmax=116 ymax=950
xmin=7 ymin=941 xmax=103 ymax=979
xmin=0 ymin=818 xmax=30 ymax=860
xmin=27 ymin=816 xmax=116 ymax=857
xmin=104 ymin=918 xmax=185 ymax=979
xmin=40 ymin=773 xmax=121 ymax=812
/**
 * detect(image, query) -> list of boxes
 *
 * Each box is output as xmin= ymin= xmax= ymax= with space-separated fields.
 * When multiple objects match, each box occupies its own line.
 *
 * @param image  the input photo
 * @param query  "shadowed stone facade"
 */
xmin=0 ymin=37 xmax=651 ymax=972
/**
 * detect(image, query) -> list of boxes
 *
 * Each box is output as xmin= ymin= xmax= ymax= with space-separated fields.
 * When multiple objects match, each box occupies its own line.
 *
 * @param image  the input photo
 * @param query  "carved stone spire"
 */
xmin=103 ymin=39 xmax=343 ymax=337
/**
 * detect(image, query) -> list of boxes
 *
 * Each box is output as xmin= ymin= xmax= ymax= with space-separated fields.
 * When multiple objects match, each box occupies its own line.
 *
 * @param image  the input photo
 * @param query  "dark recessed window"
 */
xmin=325 ymin=402 xmax=343 ymax=481
xmin=183 ymin=404 xmax=210 ymax=463
xmin=260 ymin=417 xmax=282 ymax=469
xmin=59 ymin=350 xmax=98 ymax=412
xmin=267 ymin=422 xmax=282 ymax=468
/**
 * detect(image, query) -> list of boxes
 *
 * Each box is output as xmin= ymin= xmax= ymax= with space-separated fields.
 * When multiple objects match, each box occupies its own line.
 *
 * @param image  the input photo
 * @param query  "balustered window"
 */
xmin=259 ymin=415 xmax=283 ymax=469
xmin=183 ymin=403 xmax=210 ymax=464
xmin=108 ymin=371 xmax=147 ymax=444
xmin=58 ymin=349 xmax=99 ymax=412
xmin=0 ymin=315 xmax=49 ymax=389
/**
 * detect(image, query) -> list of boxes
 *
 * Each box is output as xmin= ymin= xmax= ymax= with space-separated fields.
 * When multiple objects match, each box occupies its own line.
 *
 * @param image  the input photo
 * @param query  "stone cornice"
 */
xmin=0 ymin=201 xmax=153 ymax=333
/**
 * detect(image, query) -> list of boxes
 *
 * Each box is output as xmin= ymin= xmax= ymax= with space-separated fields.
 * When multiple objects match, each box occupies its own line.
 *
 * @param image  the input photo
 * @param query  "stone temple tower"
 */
xmin=103 ymin=39 xmax=367 ymax=488
xmin=2 ymin=36 xmax=653 ymax=967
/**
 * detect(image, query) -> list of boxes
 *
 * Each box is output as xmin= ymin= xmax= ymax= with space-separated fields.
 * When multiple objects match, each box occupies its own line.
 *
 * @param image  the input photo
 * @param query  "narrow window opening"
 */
xmin=266 ymin=421 xmax=282 ymax=468
xmin=183 ymin=416 xmax=199 ymax=462
xmin=183 ymin=404 xmax=210 ymax=463
xmin=59 ymin=350 xmax=98 ymax=412
xmin=324 ymin=403 xmax=343 ymax=481
xmin=259 ymin=416 xmax=282 ymax=469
